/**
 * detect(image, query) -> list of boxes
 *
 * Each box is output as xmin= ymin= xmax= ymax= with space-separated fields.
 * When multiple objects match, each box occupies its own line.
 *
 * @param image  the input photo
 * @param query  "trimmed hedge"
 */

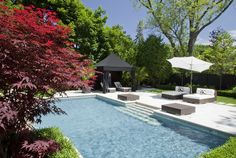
xmin=217 ymin=90 xmax=236 ymax=98
xmin=36 ymin=127 xmax=79 ymax=158
xmin=201 ymin=137 xmax=236 ymax=158
xmin=155 ymin=84 xmax=175 ymax=90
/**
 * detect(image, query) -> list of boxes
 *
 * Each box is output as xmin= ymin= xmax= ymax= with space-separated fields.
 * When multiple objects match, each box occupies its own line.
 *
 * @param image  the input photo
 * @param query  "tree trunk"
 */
xmin=0 ymin=141 xmax=8 ymax=158
xmin=187 ymin=32 xmax=198 ymax=56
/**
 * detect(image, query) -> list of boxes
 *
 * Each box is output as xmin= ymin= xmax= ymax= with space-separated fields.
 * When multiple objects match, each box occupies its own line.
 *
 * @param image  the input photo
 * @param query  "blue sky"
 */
xmin=82 ymin=0 xmax=236 ymax=44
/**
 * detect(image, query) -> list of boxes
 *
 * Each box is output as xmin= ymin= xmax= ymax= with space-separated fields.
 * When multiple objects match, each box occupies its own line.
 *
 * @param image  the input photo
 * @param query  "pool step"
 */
xmin=115 ymin=106 xmax=161 ymax=126
xmin=122 ymin=106 xmax=153 ymax=116
xmin=126 ymin=103 xmax=155 ymax=114
xmin=125 ymin=104 xmax=154 ymax=116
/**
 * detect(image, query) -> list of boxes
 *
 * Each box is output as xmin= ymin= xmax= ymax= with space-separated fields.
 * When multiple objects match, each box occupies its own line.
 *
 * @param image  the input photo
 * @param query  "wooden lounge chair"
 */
xmin=100 ymin=82 xmax=116 ymax=93
xmin=161 ymin=86 xmax=190 ymax=99
xmin=183 ymin=88 xmax=216 ymax=104
xmin=114 ymin=82 xmax=131 ymax=92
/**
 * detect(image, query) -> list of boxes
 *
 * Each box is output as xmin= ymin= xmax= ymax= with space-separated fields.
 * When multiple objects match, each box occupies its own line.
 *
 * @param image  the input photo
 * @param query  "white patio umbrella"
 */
xmin=167 ymin=56 xmax=213 ymax=93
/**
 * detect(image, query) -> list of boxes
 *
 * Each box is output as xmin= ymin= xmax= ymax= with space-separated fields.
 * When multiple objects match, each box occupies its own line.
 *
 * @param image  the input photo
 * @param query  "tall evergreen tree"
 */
xmin=135 ymin=20 xmax=145 ymax=44
xmin=138 ymin=34 xmax=171 ymax=85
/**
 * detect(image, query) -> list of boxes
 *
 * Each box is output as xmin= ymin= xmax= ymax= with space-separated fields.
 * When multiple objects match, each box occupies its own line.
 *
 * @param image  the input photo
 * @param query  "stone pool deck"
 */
xmin=54 ymin=90 xmax=236 ymax=136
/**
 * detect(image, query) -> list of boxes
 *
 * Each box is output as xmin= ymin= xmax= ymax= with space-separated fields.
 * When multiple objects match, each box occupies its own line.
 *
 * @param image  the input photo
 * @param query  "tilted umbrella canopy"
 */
xmin=167 ymin=56 xmax=213 ymax=93
xmin=167 ymin=56 xmax=213 ymax=73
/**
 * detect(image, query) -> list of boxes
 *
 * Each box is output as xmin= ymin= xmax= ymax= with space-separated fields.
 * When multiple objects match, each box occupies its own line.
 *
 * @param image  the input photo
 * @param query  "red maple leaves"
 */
xmin=0 ymin=2 xmax=95 ymax=157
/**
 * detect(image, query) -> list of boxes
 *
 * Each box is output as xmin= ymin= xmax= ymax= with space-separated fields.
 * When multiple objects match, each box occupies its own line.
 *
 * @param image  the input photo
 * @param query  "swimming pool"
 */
xmin=38 ymin=97 xmax=228 ymax=158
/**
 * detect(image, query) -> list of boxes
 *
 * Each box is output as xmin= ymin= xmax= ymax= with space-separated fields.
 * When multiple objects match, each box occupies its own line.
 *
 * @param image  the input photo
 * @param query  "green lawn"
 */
xmin=217 ymin=96 xmax=236 ymax=106
xmin=147 ymin=89 xmax=169 ymax=93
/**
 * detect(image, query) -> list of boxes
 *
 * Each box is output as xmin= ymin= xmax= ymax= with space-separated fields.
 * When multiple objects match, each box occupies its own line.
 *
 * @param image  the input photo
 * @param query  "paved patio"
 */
xmin=55 ymin=90 xmax=236 ymax=136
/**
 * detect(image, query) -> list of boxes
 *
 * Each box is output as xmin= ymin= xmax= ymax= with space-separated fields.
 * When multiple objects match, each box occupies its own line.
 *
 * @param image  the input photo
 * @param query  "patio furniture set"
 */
xmin=161 ymin=86 xmax=216 ymax=104
xmin=160 ymin=86 xmax=216 ymax=115
xmin=101 ymin=81 xmax=131 ymax=93
xmin=116 ymin=85 xmax=216 ymax=116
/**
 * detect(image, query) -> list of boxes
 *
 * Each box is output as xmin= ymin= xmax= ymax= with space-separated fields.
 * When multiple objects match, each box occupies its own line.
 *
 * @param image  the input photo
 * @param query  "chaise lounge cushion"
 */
xmin=119 ymin=87 xmax=131 ymax=91
xmin=100 ymin=82 xmax=116 ymax=93
xmin=161 ymin=86 xmax=190 ymax=99
xmin=183 ymin=94 xmax=215 ymax=100
xmin=107 ymin=87 xmax=116 ymax=92
xmin=114 ymin=82 xmax=131 ymax=92
xmin=162 ymin=91 xmax=186 ymax=96
xmin=183 ymin=88 xmax=216 ymax=104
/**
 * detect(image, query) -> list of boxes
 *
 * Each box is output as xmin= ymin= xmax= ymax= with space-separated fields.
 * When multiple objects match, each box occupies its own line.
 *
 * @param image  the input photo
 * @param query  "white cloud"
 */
xmin=228 ymin=30 xmax=236 ymax=38
xmin=228 ymin=30 xmax=236 ymax=46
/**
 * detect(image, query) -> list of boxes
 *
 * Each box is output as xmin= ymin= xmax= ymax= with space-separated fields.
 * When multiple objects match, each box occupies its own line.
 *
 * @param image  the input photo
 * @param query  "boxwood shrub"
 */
xmin=36 ymin=127 xmax=80 ymax=158
xmin=217 ymin=90 xmax=236 ymax=98
xmin=201 ymin=137 xmax=236 ymax=158
xmin=155 ymin=84 xmax=175 ymax=90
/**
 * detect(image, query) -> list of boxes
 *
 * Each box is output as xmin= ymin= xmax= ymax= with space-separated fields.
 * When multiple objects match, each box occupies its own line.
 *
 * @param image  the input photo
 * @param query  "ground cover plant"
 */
xmin=0 ymin=1 xmax=95 ymax=157
xmin=201 ymin=137 xmax=236 ymax=158
xmin=37 ymin=127 xmax=79 ymax=158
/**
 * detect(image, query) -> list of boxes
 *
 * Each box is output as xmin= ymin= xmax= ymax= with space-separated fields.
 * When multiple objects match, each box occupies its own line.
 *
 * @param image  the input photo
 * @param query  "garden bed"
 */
xmin=37 ymin=127 xmax=80 ymax=158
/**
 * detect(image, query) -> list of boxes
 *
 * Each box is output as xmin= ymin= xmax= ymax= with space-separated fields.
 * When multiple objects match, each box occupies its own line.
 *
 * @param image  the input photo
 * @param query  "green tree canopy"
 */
xmin=134 ymin=20 xmax=145 ymax=44
xmin=199 ymin=28 xmax=236 ymax=89
xmin=17 ymin=0 xmax=135 ymax=63
xmin=102 ymin=25 xmax=137 ymax=64
xmin=135 ymin=0 xmax=233 ymax=56
xmin=137 ymin=34 xmax=171 ymax=85
xmin=200 ymin=28 xmax=236 ymax=75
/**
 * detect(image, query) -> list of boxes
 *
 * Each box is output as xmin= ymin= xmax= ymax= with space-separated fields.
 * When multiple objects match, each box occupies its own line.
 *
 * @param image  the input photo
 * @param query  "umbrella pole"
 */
xmin=190 ymin=70 xmax=193 ymax=93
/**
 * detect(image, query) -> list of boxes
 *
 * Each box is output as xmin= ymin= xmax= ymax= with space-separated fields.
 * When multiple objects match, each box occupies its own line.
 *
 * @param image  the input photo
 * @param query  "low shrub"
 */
xmin=147 ymin=89 xmax=166 ymax=93
xmin=232 ymin=86 xmax=236 ymax=93
xmin=155 ymin=84 xmax=175 ymax=90
xmin=37 ymin=127 xmax=79 ymax=158
xmin=217 ymin=90 xmax=236 ymax=98
xmin=201 ymin=137 xmax=236 ymax=158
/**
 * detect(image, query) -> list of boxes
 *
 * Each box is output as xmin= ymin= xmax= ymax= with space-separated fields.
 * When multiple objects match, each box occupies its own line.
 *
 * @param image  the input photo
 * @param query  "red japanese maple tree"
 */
xmin=0 ymin=2 xmax=95 ymax=157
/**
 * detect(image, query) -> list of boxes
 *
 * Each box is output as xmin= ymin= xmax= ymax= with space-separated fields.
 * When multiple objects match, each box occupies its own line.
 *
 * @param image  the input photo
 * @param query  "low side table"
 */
xmin=118 ymin=94 xmax=139 ymax=101
xmin=161 ymin=103 xmax=195 ymax=115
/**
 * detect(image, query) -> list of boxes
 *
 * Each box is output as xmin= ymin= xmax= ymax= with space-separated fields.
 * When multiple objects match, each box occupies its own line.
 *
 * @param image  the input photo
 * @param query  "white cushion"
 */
xmin=184 ymin=94 xmax=215 ymax=100
xmin=175 ymin=86 xmax=190 ymax=94
xmin=162 ymin=91 xmax=186 ymax=96
xmin=196 ymin=88 xmax=215 ymax=96
xmin=120 ymin=87 xmax=131 ymax=90
xmin=108 ymin=88 xmax=116 ymax=90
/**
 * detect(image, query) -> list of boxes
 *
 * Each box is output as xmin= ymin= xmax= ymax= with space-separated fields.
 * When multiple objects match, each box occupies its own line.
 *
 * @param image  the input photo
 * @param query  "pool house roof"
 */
xmin=95 ymin=53 xmax=133 ymax=71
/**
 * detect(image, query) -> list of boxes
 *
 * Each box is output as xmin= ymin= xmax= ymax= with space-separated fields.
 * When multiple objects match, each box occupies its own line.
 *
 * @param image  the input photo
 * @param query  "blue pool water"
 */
xmin=38 ymin=97 xmax=228 ymax=158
